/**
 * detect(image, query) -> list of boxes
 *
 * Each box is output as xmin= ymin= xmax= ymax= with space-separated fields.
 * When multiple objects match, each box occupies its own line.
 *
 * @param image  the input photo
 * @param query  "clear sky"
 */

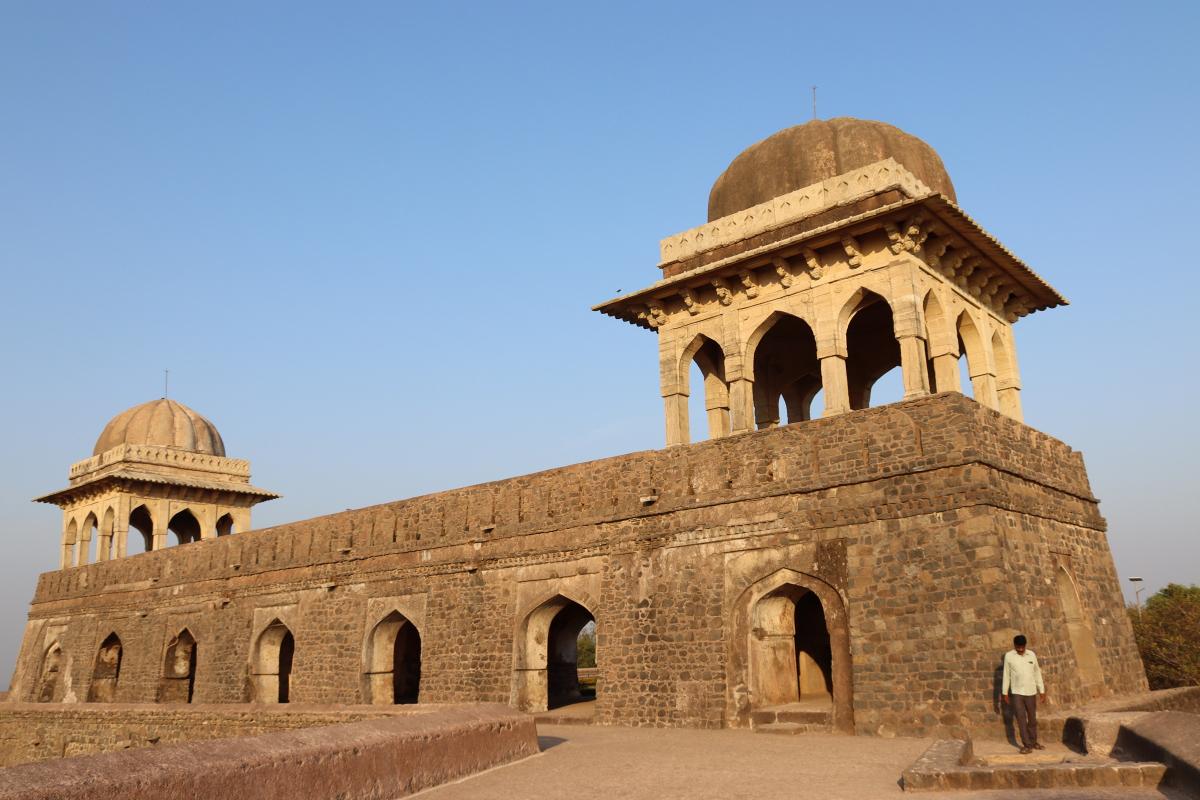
xmin=1 ymin=2 xmax=1197 ymax=685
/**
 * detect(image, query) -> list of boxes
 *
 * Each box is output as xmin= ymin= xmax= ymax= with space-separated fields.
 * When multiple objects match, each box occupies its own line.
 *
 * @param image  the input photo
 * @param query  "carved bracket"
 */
xmin=841 ymin=236 xmax=863 ymax=268
xmin=773 ymin=256 xmax=794 ymax=288
xmin=711 ymin=278 xmax=734 ymax=306
xmin=680 ymin=288 xmax=699 ymax=315
xmin=739 ymin=270 xmax=759 ymax=299
xmin=802 ymin=247 xmax=825 ymax=280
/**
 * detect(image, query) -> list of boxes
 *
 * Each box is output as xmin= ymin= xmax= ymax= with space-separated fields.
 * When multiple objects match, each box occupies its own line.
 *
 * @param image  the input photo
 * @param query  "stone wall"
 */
xmin=0 ymin=703 xmax=537 ymax=800
xmin=9 ymin=394 xmax=1146 ymax=737
xmin=0 ymin=702 xmax=451 ymax=767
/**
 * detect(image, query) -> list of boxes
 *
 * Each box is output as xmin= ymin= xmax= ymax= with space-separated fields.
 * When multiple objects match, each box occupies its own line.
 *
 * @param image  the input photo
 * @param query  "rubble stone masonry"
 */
xmin=8 ymin=394 xmax=1146 ymax=738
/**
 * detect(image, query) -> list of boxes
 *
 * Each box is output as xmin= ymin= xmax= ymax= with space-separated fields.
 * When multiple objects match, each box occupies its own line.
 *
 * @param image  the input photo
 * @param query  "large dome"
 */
xmin=707 ymin=117 xmax=956 ymax=222
xmin=93 ymin=398 xmax=226 ymax=457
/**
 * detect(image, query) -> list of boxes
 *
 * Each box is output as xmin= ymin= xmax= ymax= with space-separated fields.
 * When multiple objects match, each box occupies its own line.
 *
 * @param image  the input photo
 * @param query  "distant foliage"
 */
xmin=1128 ymin=583 xmax=1200 ymax=690
xmin=577 ymin=629 xmax=596 ymax=668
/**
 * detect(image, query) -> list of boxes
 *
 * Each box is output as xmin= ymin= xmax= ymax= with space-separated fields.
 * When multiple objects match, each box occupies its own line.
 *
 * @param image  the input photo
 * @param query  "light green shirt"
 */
xmin=1002 ymin=648 xmax=1045 ymax=696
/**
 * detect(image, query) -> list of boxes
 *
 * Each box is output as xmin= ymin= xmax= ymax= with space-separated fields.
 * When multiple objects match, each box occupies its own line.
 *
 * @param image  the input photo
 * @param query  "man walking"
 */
xmin=1002 ymin=634 xmax=1046 ymax=753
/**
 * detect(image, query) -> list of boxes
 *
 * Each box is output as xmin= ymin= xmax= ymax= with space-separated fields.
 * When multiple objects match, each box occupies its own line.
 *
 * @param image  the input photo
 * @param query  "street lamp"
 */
xmin=1128 ymin=576 xmax=1145 ymax=609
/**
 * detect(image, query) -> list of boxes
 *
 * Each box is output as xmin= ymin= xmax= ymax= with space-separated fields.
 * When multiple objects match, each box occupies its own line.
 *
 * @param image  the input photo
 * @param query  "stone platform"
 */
xmin=0 ymin=703 xmax=537 ymax=800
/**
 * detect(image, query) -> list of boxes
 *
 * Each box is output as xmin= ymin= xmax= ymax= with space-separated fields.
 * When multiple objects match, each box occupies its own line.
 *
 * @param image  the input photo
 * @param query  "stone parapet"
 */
xmin=0 ymin=703 xmax=537 ymax=799
xmin=33 ymin=394 xmax=1096 ymax=606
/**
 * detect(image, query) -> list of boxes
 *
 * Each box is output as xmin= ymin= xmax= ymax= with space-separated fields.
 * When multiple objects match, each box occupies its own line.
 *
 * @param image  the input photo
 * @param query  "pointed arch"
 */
xmin=159 ymin=628 xmax=197 ymax=703
xmin=956 ymin=311 xmax=997 ymax=407
xmin=88 ymin=632 xmax=123 ymax=702
xmin=512 ymin=593 xmax=597 ymax=713
xmin=744 ymin=311 xmax=822 ymax=428
xmin=251 ymin=620 xmax=295 ymax=703
xmin=678 ymin=333 xmax=730 ymax=442
xmin=363 ymin=611 xmax=422 ymax=704
xmin=128 ymin=504 xmax=153 ymax=555
xmin=923 ymin=290 xmax=960 ymax=393
xmin=81 ymin=511 xmax=98 ymax=566
xmin=168 ymin=508 xmax=202 ymax=545
xmin=843 ymin=290 xmax=901 ymax=410
xmin=216 ymin=512 xmax=235 ymax=537
xmin=728 ymin=569 xmax=853 ymax=732
xmin=1056 ymin=566 xmax=1105 ymax=694
xmin=36 ymin=642 xmax=64 ymax=703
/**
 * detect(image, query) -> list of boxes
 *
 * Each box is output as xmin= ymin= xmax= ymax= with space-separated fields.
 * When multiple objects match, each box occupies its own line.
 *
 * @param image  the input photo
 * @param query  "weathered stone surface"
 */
xmin=0 ymin=703 xmax=536 ymax=800
xmin=9 ymin=395 xmax=1146 ymax=738
xmin=1114 ymin=710 xmax=1200 ymax=795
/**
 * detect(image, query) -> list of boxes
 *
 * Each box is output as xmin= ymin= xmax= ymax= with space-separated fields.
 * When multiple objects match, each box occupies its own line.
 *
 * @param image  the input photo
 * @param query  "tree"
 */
xmin=577 ymin=625 xmax=596 ymax=669
xmin=1128 ymin=583 xmax=1200 ymax=690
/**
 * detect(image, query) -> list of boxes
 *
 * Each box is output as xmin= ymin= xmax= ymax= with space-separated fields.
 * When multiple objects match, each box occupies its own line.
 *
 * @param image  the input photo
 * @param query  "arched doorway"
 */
xmin=252 ymin=621 xmax=295 ymax=703
xmin=363 ymin=611 xmax=422 ymax=704
xmin=513 ymin=595 xmax=597 ymax=713
xmin=751 ymin=585 xmax=833 ymax=706
xmin=88 ymin=633 xmax=123 ymax=702
xmin=158 ymin=628 xmax=197 ymax=703
xmin=36 ymin=643 xmax=63 ymax=703
xmin=216 ymin=513 xmax=235 ymax=537
xmin=730 ymin=570 xmax=853 ymax=732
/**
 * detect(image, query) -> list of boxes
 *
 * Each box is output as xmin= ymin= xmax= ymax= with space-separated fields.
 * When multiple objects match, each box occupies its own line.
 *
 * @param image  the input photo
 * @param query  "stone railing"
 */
xmin=69 ymin=444 xmax=252 ymax=482
xmin=659 ymin=158 xmax=932 ymax=264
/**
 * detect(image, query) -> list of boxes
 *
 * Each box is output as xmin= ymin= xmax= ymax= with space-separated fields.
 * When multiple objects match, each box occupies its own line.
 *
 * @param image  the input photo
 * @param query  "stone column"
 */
xmin=969 ymin=369 xmax=1000 ymax=410
xmin=60 ymin=521 xmax=73 ymax=570
xmin=929 ymin=348 xmax=962 ymax=394
xmin=704 ymin=374 xmax=731 ymax=439
xmin=232 ymin=507 xmax=252 ymax=535
xmin=998 ymin=379 xmax=1023 ymax=421
xmin=152 ymin=500 xmax=170 ymax=551
xmin=892 ymin=289 xmax=931 ymax=400
xmin=819 ymin=355 xmax=850 ymax=416
xmin=663 ymin=392 xmax=689 ymax=447
xmin=898 ymin=336 xmax=931 ymax=399
xmin=728 ymin=378 xmax=755 ymax=434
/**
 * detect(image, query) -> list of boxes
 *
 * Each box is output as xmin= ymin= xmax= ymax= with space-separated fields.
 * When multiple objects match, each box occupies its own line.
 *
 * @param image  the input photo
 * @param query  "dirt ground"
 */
xmin=412 ymin=724 xmax=1181 ymax=800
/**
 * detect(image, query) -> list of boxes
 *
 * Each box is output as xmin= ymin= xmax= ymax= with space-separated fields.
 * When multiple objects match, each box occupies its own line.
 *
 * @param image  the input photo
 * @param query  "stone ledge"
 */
xmin=900 ymin=739 xmax=1166 ymax=792
xmin=0 ymin=703 xmax=538 ymax=800
xmin=1112 ymin=710 xmax=1200 ymax=796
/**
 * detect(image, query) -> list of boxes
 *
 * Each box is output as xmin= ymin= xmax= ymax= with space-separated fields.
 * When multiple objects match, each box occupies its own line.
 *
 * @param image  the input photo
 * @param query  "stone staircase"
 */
xmin=750 ymin=702 xmax=833 ymax=735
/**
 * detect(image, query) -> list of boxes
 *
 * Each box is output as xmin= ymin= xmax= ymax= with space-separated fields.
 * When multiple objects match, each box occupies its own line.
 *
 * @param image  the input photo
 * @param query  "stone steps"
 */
xmin=750 ymin=704 xmax=832 ymax=734
xmin=902 ymin=739 xmax=1168 ymax=792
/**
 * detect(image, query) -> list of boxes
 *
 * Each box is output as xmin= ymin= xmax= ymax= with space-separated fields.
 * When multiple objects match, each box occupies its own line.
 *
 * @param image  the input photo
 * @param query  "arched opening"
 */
xmin=956 ymin=311 xmax=992 ymax=404
xmin=923 ymin=291 xmax=957 ymax=393
xmin=216 ymin=513 xmax=235 ymax=537
xmin=363 ymin=611 xmax=422 ymax=704
xmin=749 ymin=313 xmax=821 ymax=428
xmin=36 ymin=643 xmax=63 ymax=703
xmin=158 ymin=628 xmax=197 ymax=703
xmin=1056 ymin=566 xmax=1105 ymax=696
xmin=513 ymin=595 xmax=597 ymax=714
xmin=844 ymin=291 xmax=901 ymax=410
xmin=169 ymin=509 xmax=202 ymax=545
xmin=63 ymin=519 xmax=78 ymax=568
xmin=82 ymin=512 xmax=98 ymax=565
xmin=682 ymin=335 xmax=730 ymax=442
xmin=730 ymin=570 xmax=854 ymax=732
xmin=101 ymin=507 xmax=116 ymax=560
xmin=128 ymin=505 xmax=153 ymax=555
xmin=252 ymin=621 xmax=295 ymax=703
xmin=751 ymin=585 xmax=833 ymax=709
xmin=88 ymin=633 xmax=122 ymax=702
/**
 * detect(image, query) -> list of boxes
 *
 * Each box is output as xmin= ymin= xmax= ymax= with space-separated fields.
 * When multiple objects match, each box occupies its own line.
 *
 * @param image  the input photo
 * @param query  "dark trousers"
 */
xmin=1011 ymin=693 xmax=1039 ymax=746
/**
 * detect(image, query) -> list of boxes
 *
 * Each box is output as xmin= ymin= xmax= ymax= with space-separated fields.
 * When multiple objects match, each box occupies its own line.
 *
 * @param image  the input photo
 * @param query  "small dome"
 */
xmin=93 ymin=399 xmax=226 ymax=457
xmin=708 ymin=117 xmax=956 ymax=222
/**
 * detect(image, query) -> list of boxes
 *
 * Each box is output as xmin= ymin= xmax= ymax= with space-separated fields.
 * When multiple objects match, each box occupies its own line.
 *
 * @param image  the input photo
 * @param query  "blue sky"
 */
xmin=1 ymin=2 xmax=1197 ymax=683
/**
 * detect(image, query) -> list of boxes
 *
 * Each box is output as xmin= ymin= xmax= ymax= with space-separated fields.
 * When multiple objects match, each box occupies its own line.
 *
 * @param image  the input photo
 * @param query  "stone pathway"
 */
xmin=411 ymin=725 xmax=1180 ymax=800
